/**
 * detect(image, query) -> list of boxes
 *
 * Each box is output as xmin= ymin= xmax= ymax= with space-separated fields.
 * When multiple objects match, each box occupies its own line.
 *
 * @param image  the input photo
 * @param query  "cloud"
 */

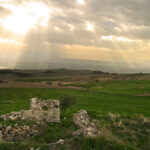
xmin=2 ymin=0 xmax=150 ymax=43
xmin=0 ymin=5 xmax=12 ymax=18
xmin=0 ymin=0 xmax=150 ymax=72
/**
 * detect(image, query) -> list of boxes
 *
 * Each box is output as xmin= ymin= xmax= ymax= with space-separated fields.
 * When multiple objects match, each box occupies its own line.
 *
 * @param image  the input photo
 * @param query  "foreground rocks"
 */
xmin=0 ymin=99 xmax=101 ymax=144
xmin=0 ymin=98 xmax=60 ymax=123
xmin=73 ymin=110 xmax=100 ymax=137
xmin=0 ymin=124 xmax=38 ymax=142
xmin=0 ymin=98 xmax=60 ymax=142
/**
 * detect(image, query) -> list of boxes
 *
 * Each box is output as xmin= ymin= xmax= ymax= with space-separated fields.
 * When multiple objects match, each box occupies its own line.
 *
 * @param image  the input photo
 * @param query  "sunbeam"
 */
xmin=0 ymin=2 xmax=51 ymax=35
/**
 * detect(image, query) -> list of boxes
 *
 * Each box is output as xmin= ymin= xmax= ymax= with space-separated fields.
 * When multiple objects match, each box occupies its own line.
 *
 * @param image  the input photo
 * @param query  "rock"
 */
xmin=56 ymin=139 xmax=64 ymax=144
xmin=6 ymin=125 xmax=11 ymax=132
xmin=30 ymin=148 xmax=40 ymax=150
xmin=0 ymin=131 xmax=3 ymax=142
xmin=63 ymin=117 xmax=67 ymax=120
xmin=73 ymin=110 xmax=101 ymax=137
xmin=0 ymin=124 xmax=38 ymax=142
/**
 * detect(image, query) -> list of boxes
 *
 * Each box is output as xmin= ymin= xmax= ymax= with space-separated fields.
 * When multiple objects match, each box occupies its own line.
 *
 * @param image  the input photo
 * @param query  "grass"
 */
xmin=72 ymin=137 xmax=139 ymax=150
xmin=0 ymin=137 xmax=139 ymax=150
xmin=0 ymin=80 xmax=150 ymax=149
xmin=98 ymin=115 xmax=150 ymax=150
xmin=1 ymin=86 xmax=150 ymax=116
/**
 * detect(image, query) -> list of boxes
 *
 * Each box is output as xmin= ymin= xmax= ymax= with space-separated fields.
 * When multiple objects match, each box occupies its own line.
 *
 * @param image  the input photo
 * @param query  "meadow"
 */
xmin=0 ymin=80 xmax=150 ymax=116
xmin=0 ymin=80 xmax=150 ymax=149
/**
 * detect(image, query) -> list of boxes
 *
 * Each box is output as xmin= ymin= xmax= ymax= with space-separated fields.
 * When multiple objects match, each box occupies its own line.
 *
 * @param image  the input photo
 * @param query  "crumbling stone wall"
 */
xmin=0 ymin=98 xmax=60 ymax=122
xmin=0 ymin=124 xmax=38 ymax=142
xmin=73 ymin=110 xmax=100 ymax=137
xmin=0 ymin=98 xmax=60 ymax=142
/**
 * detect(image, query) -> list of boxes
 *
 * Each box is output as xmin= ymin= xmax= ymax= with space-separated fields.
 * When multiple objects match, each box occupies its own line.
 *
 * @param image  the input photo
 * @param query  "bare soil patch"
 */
xmin=0 ymin=80 xmax=82 ymax=89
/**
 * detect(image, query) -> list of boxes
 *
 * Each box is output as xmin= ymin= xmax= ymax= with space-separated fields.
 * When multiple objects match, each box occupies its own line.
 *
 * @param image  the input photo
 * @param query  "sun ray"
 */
xmin=0 ymin=2 xmax=51 ymax=35
xmin=77 ymin=0 xmax=85 ymax=5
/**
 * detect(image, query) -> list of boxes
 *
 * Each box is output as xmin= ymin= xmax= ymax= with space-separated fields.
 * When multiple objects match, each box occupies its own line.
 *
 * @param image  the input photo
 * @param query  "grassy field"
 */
xmin=0 ymin=80 xmax=150 ymax=149
xmin=1 ymin=80 xmax=150 ymax=116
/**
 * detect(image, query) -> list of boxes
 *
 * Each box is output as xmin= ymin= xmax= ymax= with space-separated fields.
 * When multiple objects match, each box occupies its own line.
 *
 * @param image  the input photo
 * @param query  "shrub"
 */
xmin=47 ymin=81 xmax=52 ymax=85
xmin=58 ymin=82 xmax=63 ymax=86
xmin=60 ymin=94 xmax=76 ymax=111
xmin=0 ymin=80 xmax=5 ymax=83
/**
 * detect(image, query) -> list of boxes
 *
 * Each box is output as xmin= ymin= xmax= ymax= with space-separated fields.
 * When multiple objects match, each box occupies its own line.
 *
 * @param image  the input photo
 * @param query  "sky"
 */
xmin=0 ymin=0 xmax=150 ymax=73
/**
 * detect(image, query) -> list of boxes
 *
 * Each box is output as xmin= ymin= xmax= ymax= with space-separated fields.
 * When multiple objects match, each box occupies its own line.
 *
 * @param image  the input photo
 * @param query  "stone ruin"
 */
xmin=0 ymin=98 xmax=101 ymax=143
xmin=0 ymin=124 xmax=38 ymax=142
xmin=0 ymin=98 xmax=60 ymax=122
xmin=0 ymin=98 xmax=60 ymax=142
xmin=73 ymin=110 xmax=101 ymax=137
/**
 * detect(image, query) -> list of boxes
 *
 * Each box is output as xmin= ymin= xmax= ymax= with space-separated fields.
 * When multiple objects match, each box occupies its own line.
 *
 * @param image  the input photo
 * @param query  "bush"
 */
xmin=58 ymin=82 xmax=63 ymax=86
xmin=47 ymin=81 xmax=52 ymax=85
xmin=93 ymin=71 xmax=105 ymax=74
xmin=60 ymin=94 xmax=76 ymax=111
xmin=0 ymin=80 xmax=5 ymax=83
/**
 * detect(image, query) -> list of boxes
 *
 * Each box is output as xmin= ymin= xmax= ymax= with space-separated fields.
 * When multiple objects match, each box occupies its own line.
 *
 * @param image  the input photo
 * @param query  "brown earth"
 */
xmin=0 ymin=80 xmax=82 ymax=89
xmin=0 ymin=69 xmax=150 ymax=89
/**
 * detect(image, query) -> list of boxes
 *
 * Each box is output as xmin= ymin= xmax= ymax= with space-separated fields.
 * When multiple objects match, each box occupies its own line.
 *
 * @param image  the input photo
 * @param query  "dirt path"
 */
xmin=0 ymin=81 xmax=81 ymax=89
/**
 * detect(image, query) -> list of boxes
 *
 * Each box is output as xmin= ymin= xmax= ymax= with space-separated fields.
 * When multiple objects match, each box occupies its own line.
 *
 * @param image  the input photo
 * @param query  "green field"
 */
xmin=1 ymin=80 xmax=150 ymax=116
xmin=0 ymin=80 xmax=150 ymax=150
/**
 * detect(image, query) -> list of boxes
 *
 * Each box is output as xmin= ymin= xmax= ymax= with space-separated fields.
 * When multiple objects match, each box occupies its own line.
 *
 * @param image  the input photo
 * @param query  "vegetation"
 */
xmin=0 ymin=70 xmax=31 ymax=77
xmin=47 ymin=81 xmax=52 ymax=85
xmin=0 ymin=80 xmax=5 ymax=83
xmin=72 ymin=137 xmax=138 ymax=150
xmin=0 ymin=137 xmax=138 ymax=150
xmin=60 ymin=94 xmax=76 ymax=111
xmin=0 ymin=80 xmax=150 ymax=149
xmin=93 ymin=71 xmax=105 ymax=74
